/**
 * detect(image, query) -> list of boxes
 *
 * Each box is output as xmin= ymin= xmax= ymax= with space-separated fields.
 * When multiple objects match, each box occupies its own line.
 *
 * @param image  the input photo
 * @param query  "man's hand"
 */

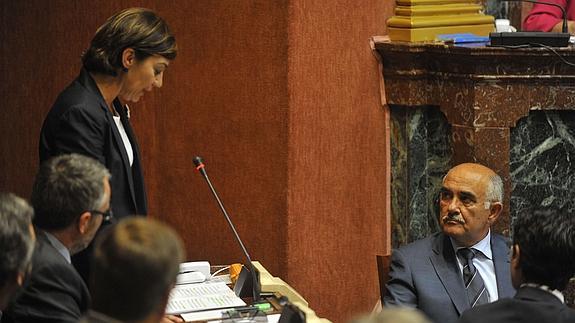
xmin=552 ymin=20 xmax=575 ymax=34
xmin=162 ymin=314 xmax=184 ymax=323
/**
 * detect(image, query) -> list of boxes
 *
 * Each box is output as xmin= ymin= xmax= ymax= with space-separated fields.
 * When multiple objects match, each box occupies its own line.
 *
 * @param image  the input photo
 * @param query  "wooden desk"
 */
xmin=181 ymin=262 xmax=331 ymax=322
xmin=254 ymin=262 xmax=331 ymax=323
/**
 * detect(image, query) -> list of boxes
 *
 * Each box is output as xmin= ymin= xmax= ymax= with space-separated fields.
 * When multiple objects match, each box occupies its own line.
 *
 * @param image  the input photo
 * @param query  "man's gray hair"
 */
xmin=0 ymin=193 xmax=35 ymax=288
xmin=484 ymin=173 xmax=503 ymax=209
xmin=32 ymin=154 xmax=111 ymax=231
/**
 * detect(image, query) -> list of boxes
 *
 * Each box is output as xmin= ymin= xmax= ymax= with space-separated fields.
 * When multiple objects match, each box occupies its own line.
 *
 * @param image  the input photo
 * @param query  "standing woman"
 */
xmin=38 ymin=8 xmax=176 ymax=279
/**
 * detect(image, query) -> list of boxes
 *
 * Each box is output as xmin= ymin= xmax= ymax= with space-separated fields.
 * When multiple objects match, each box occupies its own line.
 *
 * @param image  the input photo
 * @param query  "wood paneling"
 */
xmin=287 ymin=2 xmax=391 ymax=320
xmin=0 ymin=1 xmax=394 ymax=321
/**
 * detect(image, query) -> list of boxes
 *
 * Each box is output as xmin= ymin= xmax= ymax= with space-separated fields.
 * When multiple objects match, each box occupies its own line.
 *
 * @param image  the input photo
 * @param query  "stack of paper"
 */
xmin=166 ymin=281 xmax=246 ymax=315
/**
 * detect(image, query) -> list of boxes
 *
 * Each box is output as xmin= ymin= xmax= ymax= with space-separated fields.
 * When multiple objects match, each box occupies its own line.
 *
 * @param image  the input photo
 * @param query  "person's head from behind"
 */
xmin=90 ymin=217 xmax=184 ymax=322
xmin=32 ymin=153 xmax=111 ymax=255
xmin=351 ymin=308 xmax=431 ymax=323
xmin=439 ymin=163 xmax=503 ymax=246
xmin=511 ymin=208 xmax=575 ymax=290
xmin=0 ymin=193 xmax=35 ymax=309
xmin=82 ymin=7 xmax=177 ymax=103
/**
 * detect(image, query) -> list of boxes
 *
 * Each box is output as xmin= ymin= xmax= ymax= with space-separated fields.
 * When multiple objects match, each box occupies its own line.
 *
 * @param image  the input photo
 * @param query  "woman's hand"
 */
xmin=162 ymin=314 xmax=184 ymax=323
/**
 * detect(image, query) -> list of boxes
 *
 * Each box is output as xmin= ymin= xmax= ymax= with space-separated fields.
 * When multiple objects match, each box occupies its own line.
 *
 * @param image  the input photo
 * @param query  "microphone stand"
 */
xmin=193 ymin=156 xmax=261 ymax=302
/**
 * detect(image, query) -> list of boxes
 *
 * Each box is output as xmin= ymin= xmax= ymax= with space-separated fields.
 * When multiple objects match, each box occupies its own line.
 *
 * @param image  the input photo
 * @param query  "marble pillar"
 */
xmin=390 ymin=106 xmax=452 ymax=247
xmin=510 ymin=111 xmax=575 ymax=224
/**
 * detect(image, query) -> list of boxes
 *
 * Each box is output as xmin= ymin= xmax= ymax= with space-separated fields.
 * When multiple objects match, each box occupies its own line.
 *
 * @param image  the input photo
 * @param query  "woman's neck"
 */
xmin=89 ymin=72 xmax=123 ymax=115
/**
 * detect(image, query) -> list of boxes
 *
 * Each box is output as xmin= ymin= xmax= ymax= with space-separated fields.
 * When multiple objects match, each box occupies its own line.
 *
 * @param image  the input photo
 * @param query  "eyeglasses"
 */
xmin=88 ymin=208 xmax=114 ymax=223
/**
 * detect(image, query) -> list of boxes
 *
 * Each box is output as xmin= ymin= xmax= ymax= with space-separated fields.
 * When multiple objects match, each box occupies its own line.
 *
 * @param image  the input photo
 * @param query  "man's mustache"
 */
xmin=442 ymin=212 xmax=465 ymax=224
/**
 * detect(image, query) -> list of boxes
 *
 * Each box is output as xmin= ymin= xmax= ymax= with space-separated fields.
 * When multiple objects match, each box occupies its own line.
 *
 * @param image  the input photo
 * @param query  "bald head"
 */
xmin=447 ymin=163 xmax=495 ymax=177
xmin=445 ymin=163 xmax=503 ymax=206
xmin=439 ymin=163 xmax=503 ymax=246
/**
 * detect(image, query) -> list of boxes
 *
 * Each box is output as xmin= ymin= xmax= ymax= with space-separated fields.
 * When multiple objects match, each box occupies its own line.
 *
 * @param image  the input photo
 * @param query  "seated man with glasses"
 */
xmin=2 ymin=153 xmax=111 ymax=323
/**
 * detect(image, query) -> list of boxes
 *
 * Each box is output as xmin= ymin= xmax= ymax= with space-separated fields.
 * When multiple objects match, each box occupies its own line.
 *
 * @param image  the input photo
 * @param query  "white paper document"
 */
xmin=166 ymin=281 xmax=246 ymax=315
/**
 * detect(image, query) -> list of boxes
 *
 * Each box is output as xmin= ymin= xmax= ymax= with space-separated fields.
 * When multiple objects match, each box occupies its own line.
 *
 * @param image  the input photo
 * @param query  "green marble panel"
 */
xmin=510 ymin=111 xmax=575 ymax=229
xmin=389 ymin=105 xmax=452 ymax=248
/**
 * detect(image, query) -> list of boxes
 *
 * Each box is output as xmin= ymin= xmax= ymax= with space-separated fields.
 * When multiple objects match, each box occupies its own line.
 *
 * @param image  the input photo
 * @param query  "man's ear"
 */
xmin=155 ymin=283 xmax=176 ymax=320
xmin=77 ymin=212 xmax=92 ymax=234
xmin=121 ymin=48 xmax=136 ymax=70
xmin=16 ymin=271 xmax=25 ymax=286
xmin=488 ymin=202 xmax=502 ymax=224
xmin=510 ymin=243 xmax=523 ymax=288
xmin=511 ymin=244 xmax=520 ymax=264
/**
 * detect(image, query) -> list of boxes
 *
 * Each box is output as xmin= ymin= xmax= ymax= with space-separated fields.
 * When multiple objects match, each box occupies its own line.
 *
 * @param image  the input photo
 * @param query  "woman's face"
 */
xmin=120 ymin=53 xmax=170 ymax=103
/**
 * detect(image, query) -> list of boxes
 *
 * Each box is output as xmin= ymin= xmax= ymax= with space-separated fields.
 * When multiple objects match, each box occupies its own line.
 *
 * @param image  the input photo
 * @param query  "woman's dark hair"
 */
xmin=82 ymin=8 xmax=177 ymax=76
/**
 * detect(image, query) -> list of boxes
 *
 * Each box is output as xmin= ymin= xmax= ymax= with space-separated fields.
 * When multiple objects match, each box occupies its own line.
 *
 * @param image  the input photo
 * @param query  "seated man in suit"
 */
xmin=2 ymin=154 xmax=111 ymax=323
xmin=458 ymin=208 xmax=575 ymax=323
xmin=80 ymin=217 xmax=184 ymax=323
xmin=0 ymin=193 xmax=35 ymax=310
xmin=384 ymin=163 xmax=515 ymax=323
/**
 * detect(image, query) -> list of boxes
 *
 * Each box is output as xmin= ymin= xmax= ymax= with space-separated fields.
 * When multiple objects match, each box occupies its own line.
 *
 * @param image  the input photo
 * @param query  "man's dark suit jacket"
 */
xmin=78 ymin=310 xmax=123 ymax=323
xmin=384 ymin=232 xmax=515 ymax=323
xmin=1 ymin=231 xmax=90 ymax=323
xmin=39 ymin=68 xmax=147 ymax=219
xmin=458 ymin=286 xmax=575 ymax=323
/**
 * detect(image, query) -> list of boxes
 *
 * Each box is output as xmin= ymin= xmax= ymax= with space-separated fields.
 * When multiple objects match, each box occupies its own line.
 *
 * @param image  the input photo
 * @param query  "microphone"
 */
xmin=192 ymin=156 xmax=261 ymax=302
xmin=490 ymin=0 xmax=570 ymax=47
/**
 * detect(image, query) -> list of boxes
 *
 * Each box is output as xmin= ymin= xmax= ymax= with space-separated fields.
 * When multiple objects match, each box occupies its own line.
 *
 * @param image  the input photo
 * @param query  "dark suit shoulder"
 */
xmin=458 ymin=299 xmax=512 ymax=323
xmin=458 ymin=294 xmax=575 ymax=323
xmin=32 ymin=250 xmax=85 ymax=289
xmin=47 ymin=80 xmax=106 ymax=119
xmin=31 ymin=234 xmax=85 ymax=284
xmin=2 ymin=234 xmax=89 ymax=323
xmin=39 ymin=75 xmax=110 ymax=163
xmin=491 ymin=232 xmax=510 ymax=245
xmin=394 ymin=232 xmax=443 ymax=256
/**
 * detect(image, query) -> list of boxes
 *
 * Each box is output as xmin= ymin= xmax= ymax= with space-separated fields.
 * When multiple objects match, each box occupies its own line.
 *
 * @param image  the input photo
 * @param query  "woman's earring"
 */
xmin=122 ymin=67 xmax=128 ymax=72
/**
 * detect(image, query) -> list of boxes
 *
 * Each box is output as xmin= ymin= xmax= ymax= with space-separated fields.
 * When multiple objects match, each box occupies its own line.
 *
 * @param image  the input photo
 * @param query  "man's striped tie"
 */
xmin=458 ymin=248 xmax=489 ymax=307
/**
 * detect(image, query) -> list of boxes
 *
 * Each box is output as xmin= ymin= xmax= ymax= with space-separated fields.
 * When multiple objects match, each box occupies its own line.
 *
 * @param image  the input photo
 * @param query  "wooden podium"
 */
xmin=254 ymin=262 xmax=331 ymax=323
xmin=178 ymin=262 xmax=331 ymax=322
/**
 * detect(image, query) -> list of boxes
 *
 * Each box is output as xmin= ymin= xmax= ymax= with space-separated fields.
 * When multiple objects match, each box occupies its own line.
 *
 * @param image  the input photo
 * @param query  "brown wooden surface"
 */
xmin=376 ymin=255 xmax=391 ymax=302
xmin=0 ymin=1 xmax=394 ymax=321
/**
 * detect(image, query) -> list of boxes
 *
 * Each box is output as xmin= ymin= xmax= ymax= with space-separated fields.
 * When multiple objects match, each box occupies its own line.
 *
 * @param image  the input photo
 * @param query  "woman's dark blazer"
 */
xmin=39 ymin=68 xmax=147 ymax=219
